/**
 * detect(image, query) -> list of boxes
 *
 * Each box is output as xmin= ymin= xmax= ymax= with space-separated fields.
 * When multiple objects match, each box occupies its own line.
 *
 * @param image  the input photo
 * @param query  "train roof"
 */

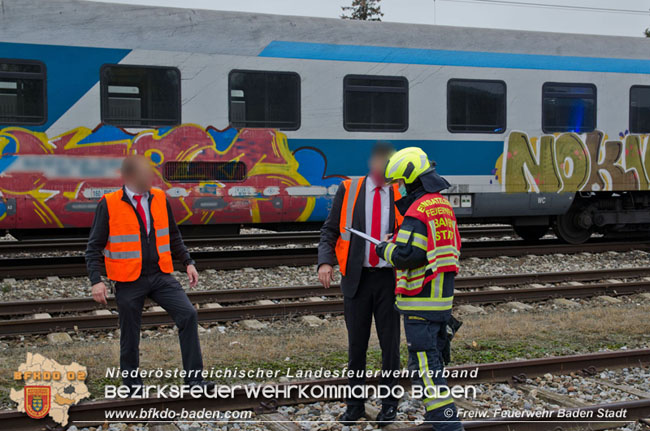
xmin=0 ymin=0 xmax=648 ymax=60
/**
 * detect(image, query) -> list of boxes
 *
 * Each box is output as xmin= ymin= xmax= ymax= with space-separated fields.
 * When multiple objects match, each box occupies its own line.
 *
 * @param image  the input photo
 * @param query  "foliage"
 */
xmin=341 ymin=0 xmax=383 ymax=21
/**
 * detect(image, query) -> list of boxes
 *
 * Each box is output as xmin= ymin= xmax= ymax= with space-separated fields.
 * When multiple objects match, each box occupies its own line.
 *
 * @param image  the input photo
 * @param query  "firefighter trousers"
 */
xmin=404 ymin=314 xmax=464 ymax=431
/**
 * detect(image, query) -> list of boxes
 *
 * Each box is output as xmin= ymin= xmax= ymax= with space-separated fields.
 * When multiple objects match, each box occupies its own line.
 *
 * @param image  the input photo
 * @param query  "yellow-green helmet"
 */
xmin=384 ymin=147 xmax=431 ymax=184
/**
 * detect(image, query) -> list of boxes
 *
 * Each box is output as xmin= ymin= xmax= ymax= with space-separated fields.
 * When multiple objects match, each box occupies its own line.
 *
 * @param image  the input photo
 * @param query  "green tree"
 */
xmin=645 ymin=28 xmax=650 ymax=37
xmin=341 ymin=0 xmax=383 ymax=21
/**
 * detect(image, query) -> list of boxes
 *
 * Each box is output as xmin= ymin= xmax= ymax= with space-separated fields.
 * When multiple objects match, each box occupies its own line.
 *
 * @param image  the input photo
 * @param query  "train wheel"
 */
xmin=513 ymin=225 xmax=549 ymax=241
xmin=553 ymin=210 xmax=591 ymax=244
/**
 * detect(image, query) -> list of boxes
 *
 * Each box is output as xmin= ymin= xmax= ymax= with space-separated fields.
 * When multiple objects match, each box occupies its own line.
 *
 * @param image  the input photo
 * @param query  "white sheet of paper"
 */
xmin=344 ymin=227 xmax=381 ymax=245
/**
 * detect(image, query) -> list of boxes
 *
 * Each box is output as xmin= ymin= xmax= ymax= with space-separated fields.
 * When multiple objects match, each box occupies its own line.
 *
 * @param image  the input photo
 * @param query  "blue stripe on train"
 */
xmin=0 ymin=42 xmax=130 ymax=131
xmin=260 ymin=41 xmax=650 ymax=74
xmin=288 ymin=138 xmax=504 ymax=177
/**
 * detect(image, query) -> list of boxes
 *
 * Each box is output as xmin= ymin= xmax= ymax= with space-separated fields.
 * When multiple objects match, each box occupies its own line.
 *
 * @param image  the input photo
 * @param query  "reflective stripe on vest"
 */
xmin=396 ymin=273 xmax=453 ymax=311
xmin=334 ymin=178 xmax=404 ymax=276
xmin=339 ymin=178 xmax=361 ymax=242
xmin=103 ymin=249 xmax=140 ymax=259
xmin=103 ymin=188 xmax=174 ymax=282
xmin=108 ymin=234 xmax=139 ymax=244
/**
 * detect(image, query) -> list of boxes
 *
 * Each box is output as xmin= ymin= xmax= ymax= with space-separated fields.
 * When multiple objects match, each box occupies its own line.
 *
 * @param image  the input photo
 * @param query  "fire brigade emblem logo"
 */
xmin=24 ymin=386 xmax=51 ymax=419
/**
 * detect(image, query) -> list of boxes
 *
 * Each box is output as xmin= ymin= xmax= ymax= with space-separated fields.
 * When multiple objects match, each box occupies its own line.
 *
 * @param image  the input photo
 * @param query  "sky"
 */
xmin=87 ymin=0 xmax=650 ymax=37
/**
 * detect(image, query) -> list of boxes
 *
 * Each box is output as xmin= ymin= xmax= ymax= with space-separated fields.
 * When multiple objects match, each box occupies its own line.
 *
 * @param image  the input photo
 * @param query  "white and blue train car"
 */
xmin=1 ymin=0 xmax=650 ymax=243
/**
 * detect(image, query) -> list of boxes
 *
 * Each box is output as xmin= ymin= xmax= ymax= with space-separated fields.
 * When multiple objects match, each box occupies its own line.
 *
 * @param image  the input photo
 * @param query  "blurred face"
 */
xmin=124 ymin=157 xmax=154 ymax=193
xmin=368 ymin=153 xmax=390 ymax=185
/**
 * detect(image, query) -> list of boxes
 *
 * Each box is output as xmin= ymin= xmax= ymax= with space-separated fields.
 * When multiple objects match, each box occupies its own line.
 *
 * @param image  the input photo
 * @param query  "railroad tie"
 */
xmin=46 ymin=332 xmax=72 ymax=345
xmin=256 ymin=300 xmax=275 ymax=306
xmin=500 ymin=301 xmax=534 ymax=312
xmin=301 ymin=315 xmax=325 ymax=327
xmin=149 ymin=424 xmax=180 ymax=431
xmin=255 ymin=413 xmax=301 ymax=431
xmin=240 ymin=319 xmax=268 ymax=330
xmin=553 ymin=298 xmax=580 ymax=308
xmin=597 ymin=295 xmax=622 ymax=304
xmin=92 ymin=309 xmax=112 ymax=316
xmin=456 ymin=304 xmax=486 ymax=315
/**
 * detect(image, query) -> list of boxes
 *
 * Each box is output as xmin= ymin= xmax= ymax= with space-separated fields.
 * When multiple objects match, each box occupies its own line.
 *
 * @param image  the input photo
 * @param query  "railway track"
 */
xmin=0 ymin=226 xmax=514 ymax=254
xmin=2 ymin=267 xmax=649 ymax=336
xmin=1 ymin=238 xmax=649 ymax=280
xmin=1 ymin=349 xmax=648 ymax=431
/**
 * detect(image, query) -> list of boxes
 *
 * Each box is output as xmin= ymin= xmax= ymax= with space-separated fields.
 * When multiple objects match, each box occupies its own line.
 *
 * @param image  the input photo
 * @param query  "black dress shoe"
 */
xmin=376 ymin=405 xmax=397 ymax=425
xmin=339 ymin=405 xmax=365 ymax=425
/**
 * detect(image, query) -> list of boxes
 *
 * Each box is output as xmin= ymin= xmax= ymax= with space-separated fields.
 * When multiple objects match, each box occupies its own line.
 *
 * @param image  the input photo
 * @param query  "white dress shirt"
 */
xmin=363 ymin=176 xmax=391 ymax=268
xmin=124 ymin=186 xmax=151 ymax=234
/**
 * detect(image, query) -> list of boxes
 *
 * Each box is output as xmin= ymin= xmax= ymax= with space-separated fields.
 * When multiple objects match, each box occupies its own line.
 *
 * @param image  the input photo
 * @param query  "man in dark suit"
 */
xmin=85 ymin=155 xmax=212 ymax=395
xmin=317 ymin=143 xmax=402 ymax=425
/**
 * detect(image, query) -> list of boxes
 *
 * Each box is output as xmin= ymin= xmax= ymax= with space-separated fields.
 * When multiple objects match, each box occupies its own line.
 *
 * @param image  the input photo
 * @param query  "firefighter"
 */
xmin=375 ymin=147 xmax=464 ymax=431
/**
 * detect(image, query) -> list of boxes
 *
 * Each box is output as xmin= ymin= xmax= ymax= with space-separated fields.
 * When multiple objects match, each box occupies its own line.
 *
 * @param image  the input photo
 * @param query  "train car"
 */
xmin=0 ymin=0 xmax=650 ymax=242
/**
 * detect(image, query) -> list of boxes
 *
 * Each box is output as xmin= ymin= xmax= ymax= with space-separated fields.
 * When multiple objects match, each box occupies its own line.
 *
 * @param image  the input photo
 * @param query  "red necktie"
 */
xmin=133 ymin=195 xmax=148 ymax=233
xmin=369 ymin=186 xmax=382 ymax=267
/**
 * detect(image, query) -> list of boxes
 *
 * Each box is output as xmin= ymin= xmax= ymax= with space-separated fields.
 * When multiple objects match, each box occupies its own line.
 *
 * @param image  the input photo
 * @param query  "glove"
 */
xmin=441 ymin=315 xmax=463 ymax=365
xmin=374 ymin=241 xmax=389 ymax=261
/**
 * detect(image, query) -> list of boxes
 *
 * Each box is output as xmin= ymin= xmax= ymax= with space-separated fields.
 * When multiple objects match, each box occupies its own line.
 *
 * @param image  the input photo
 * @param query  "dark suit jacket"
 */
xmin=85 ymin=186 xmax=194 ymax=285
xmin=318 ymin=176 xmax=398 ymax=298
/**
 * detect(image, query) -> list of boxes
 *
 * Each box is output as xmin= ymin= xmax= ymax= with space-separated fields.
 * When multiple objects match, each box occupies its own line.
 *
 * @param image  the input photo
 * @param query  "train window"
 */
xmin=542 ymin=82 xmax=596 ymax=133
xmin=100 ymin=65 xmax=181 ymax=127
xmin=630 ymin=86 xmax=650 ymax=133
xmin=163 ymin=161 xmax=247 ymax=182
xmin=447 ymin=79 xmax=506 ymax=134
xmin=228 ymin=70 xmax=300 ymax=130
xmin=0 ymin=60 xmax=46 ymax=125
xmin=343 ymin=75 xmax=408 ymax=132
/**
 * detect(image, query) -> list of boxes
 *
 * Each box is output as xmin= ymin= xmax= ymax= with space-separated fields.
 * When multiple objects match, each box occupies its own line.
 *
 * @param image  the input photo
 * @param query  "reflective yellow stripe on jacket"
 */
xmin=396 ymin=272 xmax=454 ymax=311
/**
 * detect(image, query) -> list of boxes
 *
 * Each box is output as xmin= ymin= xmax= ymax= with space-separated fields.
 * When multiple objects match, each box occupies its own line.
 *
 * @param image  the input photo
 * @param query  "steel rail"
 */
xmin=3 ymin=265 xmax=649 ymax=317
xmin=1 ymin=278 xmax=649 ymax=336
xmin=1 ymin=270 xmax=650 ymax=317
xmin=1 ymin=239 xmax=649 ymax=280
xmin=0 ymin=226 xmax=515 ymax=254
xmin=0 ymin=232 xmax=322 ymax=253
xmin=0 ymin=349 xmax=648 ymax=431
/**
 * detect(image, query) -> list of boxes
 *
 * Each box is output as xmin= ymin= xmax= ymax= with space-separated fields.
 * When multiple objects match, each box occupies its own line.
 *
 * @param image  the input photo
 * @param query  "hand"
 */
xmin=186 ymin=264 xmax=199 ymax=289
xmin=383 ymin=233 xmax=393 ymax=241
xmin=318 ymin=264 xmax=335 ymax=289
xmin=91 ymin=282 xmax=108 ymax=305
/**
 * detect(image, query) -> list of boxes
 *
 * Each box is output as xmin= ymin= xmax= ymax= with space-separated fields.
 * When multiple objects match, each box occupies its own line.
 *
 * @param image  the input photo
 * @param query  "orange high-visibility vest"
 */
xmin=103 ymin=188 xmax=174 ymax=282
xmin=334 ymin=177 xmax=404 ymax=276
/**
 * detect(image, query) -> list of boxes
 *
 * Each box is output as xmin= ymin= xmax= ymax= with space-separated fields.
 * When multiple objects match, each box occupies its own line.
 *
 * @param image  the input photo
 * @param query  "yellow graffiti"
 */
xmin=499 ymin=130 xmax=648 ymax=193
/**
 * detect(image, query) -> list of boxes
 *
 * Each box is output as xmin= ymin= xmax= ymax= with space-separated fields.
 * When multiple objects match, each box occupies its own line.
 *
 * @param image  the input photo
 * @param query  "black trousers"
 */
xmin=343 ymin=267 xmax=401 ymax=407
xmin=114 ymin=271 xmax=203 ymax=386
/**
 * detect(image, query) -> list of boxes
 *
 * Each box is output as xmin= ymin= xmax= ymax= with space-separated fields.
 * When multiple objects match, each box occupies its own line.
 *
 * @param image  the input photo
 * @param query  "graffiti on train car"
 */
xmin=0 ymin=125 xmax=341 ymax=227
xmin=496 ymin=130 xmax=650 ymax=193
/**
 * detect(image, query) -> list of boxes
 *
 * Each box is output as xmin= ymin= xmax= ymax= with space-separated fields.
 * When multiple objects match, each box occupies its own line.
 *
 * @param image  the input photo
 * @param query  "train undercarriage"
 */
xmin=510 ymin=192 xmax=650 ymax=244
xmin=6 ymin=193 xmax=650 ymax=245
